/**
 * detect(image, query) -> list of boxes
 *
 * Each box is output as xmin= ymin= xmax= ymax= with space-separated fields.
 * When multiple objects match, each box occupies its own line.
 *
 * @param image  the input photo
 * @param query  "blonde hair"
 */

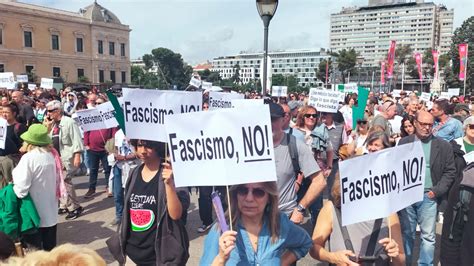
xmin=20 ymin=143 xmax=52 ymax=153
xmin=3 ymin=244 xmax=106 ymax=266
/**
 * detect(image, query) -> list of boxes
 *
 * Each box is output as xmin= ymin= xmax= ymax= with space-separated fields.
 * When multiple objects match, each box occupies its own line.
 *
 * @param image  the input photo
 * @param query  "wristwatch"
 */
xmin=296 ymin=204 xmax=306 ymax=213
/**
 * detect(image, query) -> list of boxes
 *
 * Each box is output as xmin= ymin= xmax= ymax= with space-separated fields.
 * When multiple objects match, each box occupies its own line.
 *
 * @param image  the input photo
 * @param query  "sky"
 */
xmin=22 ymin=0 xmax=473 ymax=65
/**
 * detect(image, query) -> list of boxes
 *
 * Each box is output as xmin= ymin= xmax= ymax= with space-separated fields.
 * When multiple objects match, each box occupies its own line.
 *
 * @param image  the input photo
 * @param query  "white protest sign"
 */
xmin=75 ymin=108 xmax=106 ymax=132
xmin=464 ymin=151 xmax=474 ymax=165
xmin=165 ymin=105 xmax=277 ymax=187
xmin=0 ymin=118 xmax=7 ymax=149
xmin=231 ymin=99 xmax=264 ymax=109
xmin=439 ymin=92 xmax=450 ymax=100
xmin=209 ymin=91 xmax=244 ymax=110
xmin=16 ymin=75 xmax=28 ymax=83
xmin=201 ymin=81 xmax=212 ymax=91
xmin=0 ymin=72 xmax=16 ymax=90
xmin=189 ymin=77 xmax=201 ymax=88
xmin=420 ymin=92 xmax=431 ymax=102
xmin=392 ymin=89 xmax=401 ymax=98
xmin=308 ymin=88 xmax=342 ymax=113
xmin=122 ymin=88 xmax=202 ymax=142
xmin=344 ymin=83 xmax=358 ymax=94
xmin=339 ymin=141 xmax=425 ymax=226
xmin=96 ymin=101 xmax=118 ymax=129
xmin=271 ymin=86 xmax=288 ymax=97
xmin=40 ymin=78 xmax=54 ymax=89
xmin=28 ymin=84 xmax=37 ymax=91
xmin=448 ymin=88 xmax=460 ymax=97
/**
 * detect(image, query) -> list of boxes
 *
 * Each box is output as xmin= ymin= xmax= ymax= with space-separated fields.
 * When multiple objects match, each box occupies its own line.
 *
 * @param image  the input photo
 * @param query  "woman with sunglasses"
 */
xmin=454 ymin=116 xmax=474 ymax=164
xmin=349 ymin=118 xmax=370 ymax=155
xmin=107 ymin=139 xmax=190 ymax=265
xmin=200 ymin=181 xmax=312 ymax=265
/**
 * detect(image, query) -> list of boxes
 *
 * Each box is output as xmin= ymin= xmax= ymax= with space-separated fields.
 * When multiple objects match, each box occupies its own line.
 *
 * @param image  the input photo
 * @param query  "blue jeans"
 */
xmin=399 ymin=193 xmax=437 ymax=266
xmin=87 ymin=150 xmax=111 ymax=190
xmin=112 ymin=165 xmax=124 ymax=222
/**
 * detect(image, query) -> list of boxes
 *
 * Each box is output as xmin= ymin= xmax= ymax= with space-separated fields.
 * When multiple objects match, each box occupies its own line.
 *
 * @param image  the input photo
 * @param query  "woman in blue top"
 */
xmin=200 ymin=181 xmax=312 ymax=265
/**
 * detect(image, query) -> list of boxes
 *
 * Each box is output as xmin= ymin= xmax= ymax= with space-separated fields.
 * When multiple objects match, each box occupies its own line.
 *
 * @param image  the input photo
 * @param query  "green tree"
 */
xmin=78 ymin=76 xmax=90 ymax=83
xmin=334 ymin=49 xmax=357 ymax=83
xmin=316 ymin=59 xmax=332 ymax=85
xmin=272 ymin=74 xmax=285 ymax=86
xmin=230 ymin=64 xmax=241 ymax=84
xmin=286 ymin=75 xmax=299 ymax=93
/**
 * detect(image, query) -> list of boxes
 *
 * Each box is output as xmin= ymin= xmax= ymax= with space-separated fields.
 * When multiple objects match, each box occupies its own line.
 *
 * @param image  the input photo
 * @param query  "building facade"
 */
xmin=0 ymin=0 xmax=131 ymax=84
xmin=211 ymin=49 xmax=330 ymax=88
xmin=330 ymin=0 xmax=453 ymax=67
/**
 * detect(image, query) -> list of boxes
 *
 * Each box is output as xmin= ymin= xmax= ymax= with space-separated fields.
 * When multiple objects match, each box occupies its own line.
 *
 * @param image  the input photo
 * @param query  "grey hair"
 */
xmin=364 ymin=131 xmax=391 ymax=149
xmin=46 ymin=100 xmax=62 ymax=111
xmin=463 ymin=116 xmax=474 ymax=130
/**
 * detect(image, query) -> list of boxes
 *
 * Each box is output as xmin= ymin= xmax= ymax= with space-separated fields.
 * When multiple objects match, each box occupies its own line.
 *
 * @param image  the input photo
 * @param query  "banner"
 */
xmin=40 ymin=78 xmax=54 ymax=89
xmin=0 ymin=72 xmax=16 ymax=90
xmin=439 ymin=92 xmax=450 ymax=100
xmin=16 ymin=75 xmax=28 ymax=83
xmin=459 ymin=43 xmax=468 ymax=81
xmin=208 ymin=91 xmax=244 ymax=110
xmin=415 ymin=53 xmax=423 ymax=82
xmin=231 ymin=99 xmax=263 ymax=109
xmin=339 ymin=141 xmax=425 ymax=226
xmin=420 ymin=92 xmax=431 ymax=102
xmin=432 ymin=50 xmax=439 ymax=79
xmin=381 ymin=61 xmax=386 ymax=85
xmin=386 ymin=40 xmax=396 ymax=78
xmin=308 ymin=88 xmax=341 ymax=113
xmin=96 ymin=101 xmax=120 ymax=129
xmin=122 ymin=88 xmax=202 ymax=142
xmin=0 ymin=118 xmax=7 ymax=149
xmin=28 ymin=84 xmax=36 ymax=90
xmin=271 ymin=86 xmax=288 ymax=97
xmin=75 ymin=108 xmax=106 ymax=132
xmin=165 ymin=105 xmax=276 ymax=187
xmin=189 ymin=77 xmax=201 ymax=88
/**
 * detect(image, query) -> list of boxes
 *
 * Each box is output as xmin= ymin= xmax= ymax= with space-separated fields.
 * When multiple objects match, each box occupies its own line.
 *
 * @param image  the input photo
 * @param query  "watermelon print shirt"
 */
xmin=125 ymin=170 xmax=159 ymax=265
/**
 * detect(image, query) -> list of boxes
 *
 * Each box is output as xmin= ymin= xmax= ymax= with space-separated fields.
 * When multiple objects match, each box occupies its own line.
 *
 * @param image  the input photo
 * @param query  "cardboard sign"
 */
xmin=122 ymin=88 xmax=202 ymax=142
xmin=16 ymin=75 xmax=28 ymax=83
xmin=28 ymin=84 xmax=37 ymax=91
xmin=231 ymin=99 xmax=264 ymax=109
xmin=189 ymin=77 xmax=201 ymax=88
xmin=271 ymin=86 xmax=288 ymax=97
xmin=209 ymin=91 xmax=244 ymax=110
xmin=40 ymin=78 xmax=54 ymax=89
xmin=165 ymin=105 xmax=277 ymax=187
xmin=339 ymin=141 xmax=425 ymax=226
xmin=0 ymin=72 xmax=16 ymax=90
xmin=308 ymin=88 xmax=342 ymax=113
xmin=448 ymin=88 xmax=460 ymax=97
xmin=0 ymin=118 xmax=7 ymax=149
xmin=420 ymin=92 xmax=431 ymax=102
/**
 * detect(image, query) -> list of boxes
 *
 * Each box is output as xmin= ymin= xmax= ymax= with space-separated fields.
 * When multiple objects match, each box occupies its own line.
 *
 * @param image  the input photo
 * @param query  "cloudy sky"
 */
xmin=22 ymin=0 xmax=473 ymax=65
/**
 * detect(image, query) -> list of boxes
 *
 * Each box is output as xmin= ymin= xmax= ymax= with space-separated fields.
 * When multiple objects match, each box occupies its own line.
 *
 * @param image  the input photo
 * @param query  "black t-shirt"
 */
xmin=125 ymin=168 xmax=160 ymax=265
xmin=0 ymin=123 xmax=26 ymax=156
xmin=52 ymin=122 xmax=60 ymax=156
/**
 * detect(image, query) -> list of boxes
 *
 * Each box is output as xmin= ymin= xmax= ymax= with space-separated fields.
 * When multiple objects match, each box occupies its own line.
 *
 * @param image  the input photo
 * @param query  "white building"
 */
xmin=211 ymin=49 xmax=330 ymax=88
xmin=330 ymin=0 xmax=454 ymax=67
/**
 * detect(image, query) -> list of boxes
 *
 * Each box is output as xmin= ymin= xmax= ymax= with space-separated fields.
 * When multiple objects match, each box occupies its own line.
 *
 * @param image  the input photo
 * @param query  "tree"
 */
xmin=230 ymin=64 xmax=241 ymax=84
xmin=78 ymin=76 xmax=90 ymax=83
xmin=272 ymin=74 xmax=285 ymax=86
xmin=316 ymin=59 xmax=332 ymax=85
xmin=335 ymin=49 xmax=357 ymax=83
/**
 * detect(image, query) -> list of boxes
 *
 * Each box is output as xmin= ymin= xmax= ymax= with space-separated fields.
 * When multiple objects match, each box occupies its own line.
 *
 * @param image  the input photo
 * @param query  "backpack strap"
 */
xmin=365 ymin=218 xmax=383 ymax=257
xmin=334 ymin=206 xmax=355 ymax=252
xmin=286 ymin=133 xmax=300 ymax=177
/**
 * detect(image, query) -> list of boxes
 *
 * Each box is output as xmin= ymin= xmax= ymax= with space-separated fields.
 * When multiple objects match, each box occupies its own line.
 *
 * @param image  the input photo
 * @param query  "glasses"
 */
xmin=236 ymin=186 xmax=266 ymax=199
xmin=468 ymin=125 xmax=474 ymax=130
xmin=304 ymin=114 xmax=318 ymax=119
xmin=416 ymin=120 xmax=433 ymax=128
xmin=357 ymin=120 xmax=368 ymax=125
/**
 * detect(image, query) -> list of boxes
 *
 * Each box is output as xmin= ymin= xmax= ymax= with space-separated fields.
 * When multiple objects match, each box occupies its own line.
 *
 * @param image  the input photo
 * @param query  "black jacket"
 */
xmin=398 ymin=135 xmax=456 ymax=209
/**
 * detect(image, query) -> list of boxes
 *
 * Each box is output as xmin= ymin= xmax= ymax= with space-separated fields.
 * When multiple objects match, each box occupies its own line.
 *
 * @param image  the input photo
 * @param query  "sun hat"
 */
xmin=20 ymin=124 xmax=52 ymax=146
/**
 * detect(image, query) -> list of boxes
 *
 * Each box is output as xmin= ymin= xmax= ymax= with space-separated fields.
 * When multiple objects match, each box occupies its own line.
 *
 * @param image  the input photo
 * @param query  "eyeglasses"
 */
xmin=416 ymin=120 xmax=433 ymax=128
xmin=468 ymin=124 xmax=474 ymax=130
xmin=304 ymin=114 xmax=318 ymax=119
xmin=357 ymin=120 xmax=368 ymax=125
xmin=236 ymin=186 xmax=266 ymax=199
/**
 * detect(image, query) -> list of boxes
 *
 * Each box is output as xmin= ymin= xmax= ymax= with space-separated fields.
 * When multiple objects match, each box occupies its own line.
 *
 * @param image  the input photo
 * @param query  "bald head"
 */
xmin=414 ymin=111 xmax=434 ymax=140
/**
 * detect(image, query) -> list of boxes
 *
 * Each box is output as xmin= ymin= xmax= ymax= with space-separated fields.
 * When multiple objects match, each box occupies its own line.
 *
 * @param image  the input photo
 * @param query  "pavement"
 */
xmin=57 ymin=173 xmax=441 ymax=265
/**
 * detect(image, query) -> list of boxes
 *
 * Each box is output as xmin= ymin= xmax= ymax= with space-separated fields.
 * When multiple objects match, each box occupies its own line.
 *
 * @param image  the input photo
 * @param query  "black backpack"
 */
xmin=448 ymin=162 xmax=474 ymax=241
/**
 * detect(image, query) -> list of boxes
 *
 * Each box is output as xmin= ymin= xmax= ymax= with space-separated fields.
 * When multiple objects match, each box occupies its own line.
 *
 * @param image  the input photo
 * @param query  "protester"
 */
xmin=200 ymin=181 xmax=312 ymax=265
xmin=431 ymin=99 xmax=463 ymax=142
xmin=12 ymin=124 xmax=61 ymax=251
xmin=372 ymin=100 xmax=397 ymax=138
xmin=0 ymin=102 xmax=27 ymax=158
xmin=454 ymin=116 xmax=474 ymax=164
xmin=34 ymin=98 xmax=48 ymax=123
xmin=400 ymin=115 xmax=416 ymax=138
xmin=349 ymin=117 xmax=370 ymax=155
xmin=339 ymin=94 xmax=356 ymax=131
xmin=107 ymin=139 xmax=190 ymax=265
xmin=11 ymin=90 xmax=35 ymax=125
xmin=452 ymin=104 xmax=470 ymax=123
xmin=63 ymin=92 xmax=78 ymax=117
xmin=365 ymin=131 xmax=391 ymax=154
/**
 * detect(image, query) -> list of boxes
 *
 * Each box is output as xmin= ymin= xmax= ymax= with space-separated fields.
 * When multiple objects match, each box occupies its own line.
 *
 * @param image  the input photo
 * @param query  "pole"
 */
xmin=371 ymin=70 xmax=374 ymax=91
xmin=325 ymin=60 xmax=329 ymax=89
xmin=347 ymin=71 xmax=351 ymax=83
xmin=401 ymin=63 xmax=405 ymax=92
xmin=464 ymin=45 xmax=469 ymax=96
xmin=261 ymin=16 xmax=270 ymax=97
xmin=357 ymin=65 xmax=361 ymax=86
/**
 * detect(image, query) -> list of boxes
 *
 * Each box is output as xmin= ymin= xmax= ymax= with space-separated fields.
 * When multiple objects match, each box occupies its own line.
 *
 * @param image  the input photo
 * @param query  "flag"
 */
xmin=459 ymin=43 xmax=468 ymax=81
xmin=106 ymin=91 xmax=125 ymax=134
xmin=415 ymin=53 xmax=423 ymax=82
xmin=432 ymin=50 xmax=439 ymax=80
xmin=386 ymin=40 xmax=396 ymax=78
xmin=381 ymin=61 xmax=386 ymax=85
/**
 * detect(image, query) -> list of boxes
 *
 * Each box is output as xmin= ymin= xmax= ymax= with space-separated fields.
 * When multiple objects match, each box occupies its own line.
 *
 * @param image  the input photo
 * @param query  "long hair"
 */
xmin=229 ymin=181 xmax=280 ymax=243
xmin=295 ymin=105 xmax=317 ymax=129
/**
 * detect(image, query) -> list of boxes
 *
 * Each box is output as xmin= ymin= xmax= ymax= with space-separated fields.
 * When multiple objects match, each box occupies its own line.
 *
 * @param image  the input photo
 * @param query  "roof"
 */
xmin=193 ymin=63 xmax=212 ymax=71
xmin=80 ymin=1 xmax=122 ymax=24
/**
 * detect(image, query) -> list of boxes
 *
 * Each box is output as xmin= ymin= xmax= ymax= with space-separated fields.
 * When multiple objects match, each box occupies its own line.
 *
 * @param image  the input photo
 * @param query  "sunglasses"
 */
xmin=357 ymin=120 xmax=368 ymax=125
xmin=236 ymin=186 xmax=266 ymax=199
xmin=304 ymin=114 xmax=318 ymax=119
xmin=469 ymin=125 xmax=474 ymax=130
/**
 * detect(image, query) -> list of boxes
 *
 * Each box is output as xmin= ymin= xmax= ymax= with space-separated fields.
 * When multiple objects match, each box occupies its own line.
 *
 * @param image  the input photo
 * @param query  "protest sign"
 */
xmin=16 ymin=75 xmax=28 ymax=83
xmin=308 ymin=88 xmax=341 ymax=113
xmin=0 ymin=118 xmax=7 ymax=149
xmin=96 ymin=101 xmax=119 ymax=129
xmin=448 ymin=88 xmax=460 ymax=97
xmin=271 ymin=86 xmax=288 ymax=97
xmin=209 ymin=91 xmax=244 ymax=110
xmin=339 ymin=141 xmax=425 ymax=226
xmin=122 ymin=88 xmax=202 ymax=142
xmin=40 ymin=78 xmax=54 ymax=89
xmin=420 ymin=92 xmax=431 ymax=102
xmin=439 ymin=92 xmax=450 ymax=100
xmin=189 ymin=77 xmax=201 ymax=88
xmin=0 ymin=72 xmax=16 ymax=90
xmin=344 ymin=83 xmax=358 ymax=94
xmin=28 ymin=84 xmax=37 ymax=91
xmin=75 ymin=108 xmax=106 ymax=132
xmin=392 ymin=90 xmax=401 ymax=98
xmin=165 ymin=105 xmax=277 ymax=187
xmin=231 ymin=99 xmax=264 ymax=109
xmin=201 ymin=81 xmax=212 ymax=91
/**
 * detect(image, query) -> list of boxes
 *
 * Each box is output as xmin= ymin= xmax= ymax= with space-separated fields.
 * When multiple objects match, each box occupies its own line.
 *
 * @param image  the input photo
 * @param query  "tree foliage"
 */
xmin=334 ymin=49 xmax=357 ymax=83
xmin=316 ymin=59 xmax=332 ymax=85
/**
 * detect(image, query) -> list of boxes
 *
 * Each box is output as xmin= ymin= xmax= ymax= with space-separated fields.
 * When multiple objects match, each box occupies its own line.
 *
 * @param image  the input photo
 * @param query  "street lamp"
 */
xmin=256 ymin=0 xmax=278 ymax=96
xmin=356 ymin=56 xmax=364 ymax=86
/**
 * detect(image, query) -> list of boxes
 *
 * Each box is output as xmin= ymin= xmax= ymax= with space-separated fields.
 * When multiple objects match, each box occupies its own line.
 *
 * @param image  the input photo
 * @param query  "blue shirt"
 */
xmin=433 ymin=117 xmax=463 ymax=142
xmin=200 ymin=213 xmax=312 ymax=265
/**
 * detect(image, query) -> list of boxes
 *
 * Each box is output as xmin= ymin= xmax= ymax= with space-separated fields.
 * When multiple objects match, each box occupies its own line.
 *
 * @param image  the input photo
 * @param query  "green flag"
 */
xmin=106 ymin=91 xmax=126 ymax=134
xmin=352 ymin=87 xmax=369 ymax=129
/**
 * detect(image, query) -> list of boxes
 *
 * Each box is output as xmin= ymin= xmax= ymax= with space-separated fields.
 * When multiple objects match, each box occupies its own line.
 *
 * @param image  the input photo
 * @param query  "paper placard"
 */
xmin=420 ymin=92 xmax=431 ymax=102
xmin=0 ymin=72 xmax=16 ymax=90
xmin=339 ymin=141 xmax=425 ymax=226
xmin=28 ymin=84 xmax=37 ymax=91
xmin=0 ymin=118 xmax=7 ymax=149
xmin=74 ymin=108 xmax=106 ymax=132
xmin=96 ymin=101 xmax=119 ymax=129
xmin=271 ymin=86 xmax=288 ymax=97
xmin=231 ymin=99 xmax=264 ymax=109
xmin=209 ymin=91 xmax=244 ymax=110
xmin=308 ymin=88 xmax=342 ymax=113
xmin=189 ymin=77 xmax=201 ymax=88
xmin=40 ymin=78 xmax=54 ymax=89
xmin=344 ymin=83 xmax=358 ymax=94
xmin=122 ymin=88 xmax=202 ymax=142
xmin=16 ymin=75 xmax=28 ymax=83
xmin=165 ymin=105 xmax=277 ymax=187
xmin=439 ymin=92 xmax=450 ymax=100
xmin=392 ymin=89 xmax=401 ymax=98
xmin=201 ymin=81 xmax=212 ymax=91
xmin=448 ymin=88 xmax=460 ymax=97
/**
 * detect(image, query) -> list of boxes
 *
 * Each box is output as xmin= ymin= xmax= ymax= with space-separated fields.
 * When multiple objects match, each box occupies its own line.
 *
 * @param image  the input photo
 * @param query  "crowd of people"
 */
xmin=0 ymin=85 xmax=473 ymax=265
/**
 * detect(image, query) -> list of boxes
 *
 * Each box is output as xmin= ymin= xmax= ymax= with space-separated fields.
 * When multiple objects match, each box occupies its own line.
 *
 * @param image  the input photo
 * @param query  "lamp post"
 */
xmin=356 ymin=56 xmax=364 ymax=86
xmin=256 ymin=0 xmax=278 ymax=96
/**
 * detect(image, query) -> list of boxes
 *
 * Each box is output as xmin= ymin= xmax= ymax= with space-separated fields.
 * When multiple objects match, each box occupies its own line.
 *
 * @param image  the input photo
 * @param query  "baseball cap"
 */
xmin=269 ymin=102 xmax=285 ymax=118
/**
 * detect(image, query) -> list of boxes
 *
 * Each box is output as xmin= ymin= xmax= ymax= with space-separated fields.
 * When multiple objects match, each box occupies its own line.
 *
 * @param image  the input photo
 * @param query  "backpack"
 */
xmin=286 ymin=133 xmax=300 ymax=177
xmin=448 ymin=162 xmax=474 ymax=241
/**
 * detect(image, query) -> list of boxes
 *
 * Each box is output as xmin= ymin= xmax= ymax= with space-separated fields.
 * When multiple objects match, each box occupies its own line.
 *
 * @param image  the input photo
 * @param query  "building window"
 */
xmin=24 ymin=31 xmax=32 ymax=47
xmin=76 ymin=38 xmax=83 ymax=52
xmin=120 ymin=43 xmax=126 ymax=57
xmin=51 ymin=34 xmax=59 ymax=50
xmin=110 ymin=71 xmax=116 ymax=83
xmin=109 ymin=42 xmax=115 ymax=55
xmin=77 ymin=68 xmax=84 ymax=79
xmin=121 ymin=71 xmax=126 ymax=83
xmin=0 ymin=28 xmax=3 ymax=45
xmin=26 ymin=65 xmax=34 ymax=81
xmin=53 ymin=67 xmax=61 ymax=77
xmin=0 ymin=64 xmax=4 ymax=73
xmin=99 ymin=70 xmax=104 ymax=82
xmin=98 ymin=40 xmax=103 ymax=54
